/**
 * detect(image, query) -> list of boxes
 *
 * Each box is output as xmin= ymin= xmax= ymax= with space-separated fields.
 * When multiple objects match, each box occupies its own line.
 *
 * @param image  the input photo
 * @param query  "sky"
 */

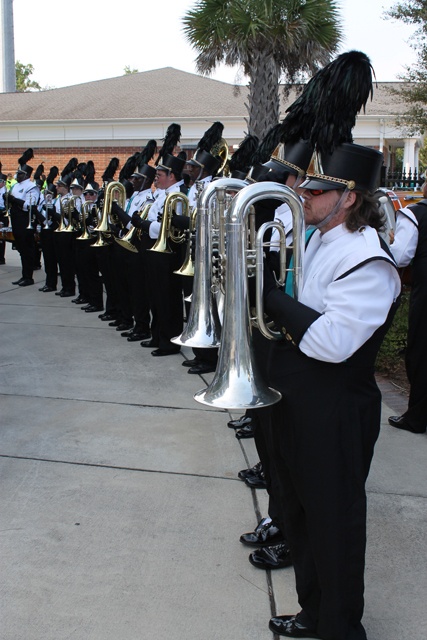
xmin=12 ymin=0 xmax=419 ymax=89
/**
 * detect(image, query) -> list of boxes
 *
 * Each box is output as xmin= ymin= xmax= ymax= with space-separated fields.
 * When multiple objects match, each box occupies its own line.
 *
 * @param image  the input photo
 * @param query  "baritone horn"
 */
xmin=92 ymin=181 xmax=126 ymax=248
xmin=173 ymin=206 xmax=198 ymax=276
xmin=194 ymin=181 xmax=305 ymax=410
xmin=114 ymin=202 xmax=152 ymax=253
xmin=150 ymin=192 xmax=190 ymax=253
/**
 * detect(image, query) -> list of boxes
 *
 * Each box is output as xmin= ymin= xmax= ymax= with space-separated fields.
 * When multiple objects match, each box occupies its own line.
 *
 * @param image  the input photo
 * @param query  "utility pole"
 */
xmin=0 ymin=0 xmax=16 ymax=93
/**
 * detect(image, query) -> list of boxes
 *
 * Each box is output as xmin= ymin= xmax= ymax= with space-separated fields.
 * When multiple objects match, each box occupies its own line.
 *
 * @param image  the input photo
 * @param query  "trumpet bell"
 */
xmin=114 ymin=236 xmax=139 ymax=253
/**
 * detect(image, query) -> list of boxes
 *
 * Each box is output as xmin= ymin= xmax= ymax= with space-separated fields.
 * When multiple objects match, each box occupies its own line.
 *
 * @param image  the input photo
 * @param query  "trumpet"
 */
xmin=150 ymin=192 xmax=190 ymax=253
xmin=194 ymin=181 xmax=305 ymax=410
xmin=55 ymin=196 xmax=69 ymax=232
xmin=114 ymin=202 xmax=152 ymax=253
xmin=26 ymin=195 xmax=38 ymax=230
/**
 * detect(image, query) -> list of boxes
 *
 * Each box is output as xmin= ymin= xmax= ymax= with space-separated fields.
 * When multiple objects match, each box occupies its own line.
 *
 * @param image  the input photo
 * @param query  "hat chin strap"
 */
xmin=315 ymin=188 xmax=349 ymax=231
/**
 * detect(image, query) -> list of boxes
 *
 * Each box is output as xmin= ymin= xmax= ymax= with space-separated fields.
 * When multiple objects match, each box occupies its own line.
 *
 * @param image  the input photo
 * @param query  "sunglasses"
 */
xmin=306 ymin=188 xmax=327 ymax=197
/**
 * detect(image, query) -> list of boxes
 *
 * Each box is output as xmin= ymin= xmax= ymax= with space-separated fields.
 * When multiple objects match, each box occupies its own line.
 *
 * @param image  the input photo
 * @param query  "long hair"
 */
xmin=346 ymin=192 xmax=385 ymax=232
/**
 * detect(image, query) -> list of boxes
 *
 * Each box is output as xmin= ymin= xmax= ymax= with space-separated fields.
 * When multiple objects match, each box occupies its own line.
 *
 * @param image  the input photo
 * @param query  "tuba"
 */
xmin=171 ymin=177 xmax=247 ymax=349
xmin=150 ymin=192 xmax=190 ymax=253
xmin=114 ymin=201 xmax=152 ymax=253
xmin=193 ymin=181 xmax=305 ymax=410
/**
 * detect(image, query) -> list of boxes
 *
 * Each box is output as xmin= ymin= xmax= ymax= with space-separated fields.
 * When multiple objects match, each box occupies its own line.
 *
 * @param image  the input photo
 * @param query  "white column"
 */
xmin=0 ymin=0 xmax=16 ymax=93
xmin=403 ymin=138 xmax=417 ymax=175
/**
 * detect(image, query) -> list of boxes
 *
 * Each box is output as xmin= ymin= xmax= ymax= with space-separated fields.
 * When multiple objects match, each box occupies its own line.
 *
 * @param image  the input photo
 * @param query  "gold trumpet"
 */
xmin=55 ymin=196 xmax=68 ymax=232
xmin=150 ymin=191 xmax=190 ymax=253
xmin=114 ymin=202 xmax=152 ymax=253
xmin=62 ymin=195 xmax=82 ymax=232
xmin=92 ymin=181 xmax=126 ymax=248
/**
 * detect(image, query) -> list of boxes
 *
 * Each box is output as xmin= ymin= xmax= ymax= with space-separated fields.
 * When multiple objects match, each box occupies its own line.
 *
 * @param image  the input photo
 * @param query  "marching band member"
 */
xmin=0 ymin=171 xmax=8 ymax=265
xmin=53 ymin=159 xmax=78 ymax=297
xmin=8 ymin=149 xmax=40 ymax=287
xmin=36 ymin=166 xmax=60 ymax=292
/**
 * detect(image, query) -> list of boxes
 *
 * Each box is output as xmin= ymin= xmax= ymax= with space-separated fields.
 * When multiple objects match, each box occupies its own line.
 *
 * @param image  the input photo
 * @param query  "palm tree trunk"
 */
xmin=246 ymin=52 xmax=280 ymax=139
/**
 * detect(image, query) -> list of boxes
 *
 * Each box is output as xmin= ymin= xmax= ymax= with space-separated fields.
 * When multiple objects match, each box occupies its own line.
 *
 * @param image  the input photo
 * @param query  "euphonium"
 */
xmin=114 ymin=202 xmax=152 ymax=253
xmin=173 ymin=206 xmax=198 ymax=276
xmin=92 ymin=181 xmax=126 ymax=247
xmin=62 ymin=195 xmax=81 ymax=232
xmin=150 ymin=191 xmax=190 ymax=254
xmin=55 ymin=196 xmax=68 ymax=232
xmin=171 ymin=177 xmax=247 ymax=349
xmin=194 ymin=181 xmax=305 ymax=410
xmin=76 ymin=202 xmax=94 ymax=240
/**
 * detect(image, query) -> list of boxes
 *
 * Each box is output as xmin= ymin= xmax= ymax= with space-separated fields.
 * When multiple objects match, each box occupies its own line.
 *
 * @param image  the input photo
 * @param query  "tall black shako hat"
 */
xmin=187 ymin=121 xmax=225 ymax=176
xmin=157 ymin=151 xmax=187 ymax=178
xmin=229 ymin=134 xmax=259 ymax=180
xmin=17 ymin=148 xmax=34 ymax=177
xmin=248 ymin=124 xmax=313 ymax=184
xmin=280 ymin=50 xmax=383 ymax=193
xmin=131 ymin=139 xmax=157 ymax=183
xmin=57 ymin=157 xmax=78 ymax=187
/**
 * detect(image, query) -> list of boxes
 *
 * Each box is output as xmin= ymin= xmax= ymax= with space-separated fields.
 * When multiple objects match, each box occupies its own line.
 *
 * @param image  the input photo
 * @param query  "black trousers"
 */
xmin=145 ymin=249 xmax=183 ymax=350
xmin=75 ymin=239 xmax=103 ymax=307
xmin=403 ymin=278 xmax=427 ymax=430
xmin=39 ymin=230 xmax=58 ymax=289
xmin=11 ymin=227 xmax=35 ymax=279
xmin=54 ymin=232 xmax=76 ymax=293
xmin=268 ymin=346 xmax=379 ymax=640
xmin=94 ymin=244 xmax=118 ymax=316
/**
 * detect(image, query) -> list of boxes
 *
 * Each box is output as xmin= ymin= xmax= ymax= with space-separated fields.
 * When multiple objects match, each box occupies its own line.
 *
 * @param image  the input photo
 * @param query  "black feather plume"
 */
xmin=197 ymin=121 xmax=224 ymax=152
xmin=18 ymin=148 xmax=34 ymax=166
xmin=251 ymin=125 xmax=282 ymax=165
xmin=138 ymin=140 xmax=157 ymax=166
xmin=155 ymin=124 xmax=181 ymax=165
xmin=85 ymin=160 xmax=95 ymax=184
xmin=77 ymin=162 xmax=87 ymax=176
xmin=229 ymin=135 xmax=259 ymax=174
xmin=34 ymin=163 xmax=45 ymax=181
xmin=119 ymin=153 xmax=139 ymax=181
xmin=279 ymin=51 xmax=375 ymax=156
xmin=177 ymin=151 xmax=187 ymax=162
xmin=61 ymin=157 xmax=78 ymax=176
xmin=46 ymin=166 xmax=59 ymax=184
xmin=102 ymin=157 xmax=120 ymax=182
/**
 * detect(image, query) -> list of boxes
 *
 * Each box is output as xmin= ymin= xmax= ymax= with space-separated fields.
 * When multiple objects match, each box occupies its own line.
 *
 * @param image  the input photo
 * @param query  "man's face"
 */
xmin=130 ymin=175 xmax=144 ymax=192
xmin=302 ymin=188 xmax=346 ymax=229
xmin=185 ymin=163 xmax=201 ymax=184
xmin=57 ymin=184 xmax=68 ymax=196
xmin=84 ymin=191 xmax=97 ymax=202
xmin=155 ymin=169 xmax=175 ymax=190
xmin=71 ymin=186 xmax=83 ymax=199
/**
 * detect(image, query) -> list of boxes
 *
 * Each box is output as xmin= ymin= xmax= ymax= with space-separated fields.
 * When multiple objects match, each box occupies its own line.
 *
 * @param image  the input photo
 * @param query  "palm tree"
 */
xmin=182 ymin=0 xmax=342 ymax=138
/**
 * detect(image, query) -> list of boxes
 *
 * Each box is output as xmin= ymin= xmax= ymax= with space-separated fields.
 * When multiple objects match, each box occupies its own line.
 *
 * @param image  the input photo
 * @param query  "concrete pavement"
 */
xmin=1 ymin=247 xmax=426 ymax=640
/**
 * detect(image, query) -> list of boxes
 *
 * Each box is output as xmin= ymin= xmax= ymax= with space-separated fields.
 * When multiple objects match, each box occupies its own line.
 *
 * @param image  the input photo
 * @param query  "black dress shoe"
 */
xmin=72 ymin=296 xmax=88 ymax=304
xmin=121 ymin=329 xmax=134 ymax=337
xmin=238 ymin=461 xmax=262 ymax=482
xmin=388 ymin=415 xmax=426 ymax=434
xmin=81 ymin=303 xmax=92 ymax=310
xmin=140 ymin=339 xmax=158 ymax=348
xmin=127 ymin=331 xmax=151 ymax=342
xmin=249 ymin=543 xmax=292 ymax=570
xmin=39 ymin=285 xmax=56 ymax=292
xmin=240 ymin=518 xmax=286 ymax=547
xmin=228 ymin=414 xmax=252 ymax=429
xmin=19 ymin=278 xmax=34 ymax=286
xmin=55 ymin=290 xmax=65 ymax=296
xmin=235 ymin=423 xmax=256 ymax=439
xmin=85 ymin=305 xmax=104 ymax=313
xmin=245 ymin=471 xmax=267 ymax=489
xmin=182 ymin=357 xmax=200 ymax=367
xmin=151 ymin=348 xmax=180 ymax=357
xmin=269 ymin=614 xmax=320 ymax=638
xmin=187 ymin=362 xmax=216 ymax=374
xmin=108 ymin=319 xmax=121 ymax=327
xmin=99 ymin=313 xmax=116 ymax=321
xmin=60 ymin=290 xmax=75 ymax=297
xmin=116 ymin=323 xmax=133 ymax=331
xmin=12 ymin=277 xmax=25 ymax=285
